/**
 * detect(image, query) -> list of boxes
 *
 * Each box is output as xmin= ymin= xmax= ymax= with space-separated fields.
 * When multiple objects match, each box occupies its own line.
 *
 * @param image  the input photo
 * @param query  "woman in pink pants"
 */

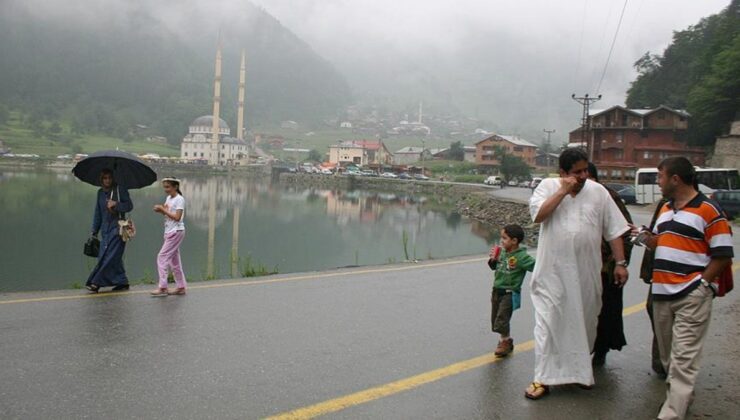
xmin=151 ymin=177 xmax=187 ymax=296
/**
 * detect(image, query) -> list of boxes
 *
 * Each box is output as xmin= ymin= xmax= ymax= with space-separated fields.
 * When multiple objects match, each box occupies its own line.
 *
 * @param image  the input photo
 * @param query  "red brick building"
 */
xmin=475 ymin=134 xmax=538 ymax=169
xmin=569 ymin=105 xmax=705 ymax=183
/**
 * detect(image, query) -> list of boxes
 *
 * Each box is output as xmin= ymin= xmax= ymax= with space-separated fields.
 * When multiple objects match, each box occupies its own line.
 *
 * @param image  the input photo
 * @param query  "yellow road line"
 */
xmin=266 ymin=301 xmax=648 ymax=420
xmin=270 ymin=264 xmax=740 ymax=419
xmin=0 ymin=257 xmax=487 ymax=306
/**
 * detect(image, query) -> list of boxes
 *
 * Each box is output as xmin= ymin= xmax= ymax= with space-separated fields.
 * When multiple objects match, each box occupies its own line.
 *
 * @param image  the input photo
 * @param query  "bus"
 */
xmin=635 ymin=167 xmax=740 ymax=204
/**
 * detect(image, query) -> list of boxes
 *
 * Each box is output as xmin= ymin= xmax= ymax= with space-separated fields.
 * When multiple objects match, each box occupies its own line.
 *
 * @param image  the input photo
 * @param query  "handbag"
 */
xmin=113 ymin=187 xmax=136 ymax=242
xmin=84 ymin=236 xmax=100 ymax=257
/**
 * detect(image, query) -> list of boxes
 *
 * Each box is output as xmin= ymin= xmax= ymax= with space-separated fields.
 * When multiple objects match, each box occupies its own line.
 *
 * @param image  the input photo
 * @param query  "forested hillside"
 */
xmin=626 ymin=0 xmax=739 ymax=146
xmin=0 ymin=0 xmax=351 ymax=145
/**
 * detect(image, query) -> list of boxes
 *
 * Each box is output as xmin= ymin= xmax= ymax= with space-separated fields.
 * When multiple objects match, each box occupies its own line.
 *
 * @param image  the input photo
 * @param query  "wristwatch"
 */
xmin=700 ymin=278 xmax=719 ymax=296
xmin=615 ymin=260 xmax=628 ymax=267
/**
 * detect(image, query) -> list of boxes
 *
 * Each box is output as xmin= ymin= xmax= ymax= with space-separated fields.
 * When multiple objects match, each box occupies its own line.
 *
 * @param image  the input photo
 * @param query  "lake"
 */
xmin=0 ymin=168 xmax=498 ymax=292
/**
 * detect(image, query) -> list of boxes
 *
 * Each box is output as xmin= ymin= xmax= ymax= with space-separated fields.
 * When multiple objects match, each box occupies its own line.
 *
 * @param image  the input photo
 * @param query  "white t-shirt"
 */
xmin=163 ymin=194 xmax=185 ymax=234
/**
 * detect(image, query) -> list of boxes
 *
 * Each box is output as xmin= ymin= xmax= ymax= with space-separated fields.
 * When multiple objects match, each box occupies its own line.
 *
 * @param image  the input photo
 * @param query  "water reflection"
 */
xmin=0 ymin=169 xmax=497 ymax=292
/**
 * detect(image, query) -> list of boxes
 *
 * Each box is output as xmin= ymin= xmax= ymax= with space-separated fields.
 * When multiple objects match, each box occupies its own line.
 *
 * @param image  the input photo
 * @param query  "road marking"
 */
xmin=0 ymin=257 xmax=487 ymax=306
xmin=266 ymin=301 xmax=648 ymax=420
xmin=269 ymin=262 xmax=740 ymax=419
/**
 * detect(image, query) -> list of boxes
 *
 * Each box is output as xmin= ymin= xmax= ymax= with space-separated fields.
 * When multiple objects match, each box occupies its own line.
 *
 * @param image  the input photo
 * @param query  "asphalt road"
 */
xmin=1 ymin=205 xmax=738 ymax=419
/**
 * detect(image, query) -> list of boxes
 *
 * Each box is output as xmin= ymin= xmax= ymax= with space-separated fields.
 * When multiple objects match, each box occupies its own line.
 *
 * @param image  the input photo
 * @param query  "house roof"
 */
xmin=395 ymin=146 xmax=425 ymax=154
xmin=475 ymin=134 xmax=538 ymax=148
xmin=589 ymin=105 xmax=690 ymax=118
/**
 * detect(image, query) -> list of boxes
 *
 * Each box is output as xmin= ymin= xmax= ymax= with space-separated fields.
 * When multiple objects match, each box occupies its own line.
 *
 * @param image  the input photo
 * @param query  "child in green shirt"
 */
xmin=487 ymin=224 xmax=536 ymax=357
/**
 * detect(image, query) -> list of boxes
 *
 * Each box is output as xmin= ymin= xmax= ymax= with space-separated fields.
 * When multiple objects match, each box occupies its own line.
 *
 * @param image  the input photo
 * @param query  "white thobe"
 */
xmin=529 ymin=178 xmax=629 ymax=385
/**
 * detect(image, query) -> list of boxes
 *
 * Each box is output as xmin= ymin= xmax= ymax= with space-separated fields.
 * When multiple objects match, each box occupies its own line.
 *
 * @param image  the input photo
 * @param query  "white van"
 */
xmin=484 ymin=176 xmax=502 ymax=186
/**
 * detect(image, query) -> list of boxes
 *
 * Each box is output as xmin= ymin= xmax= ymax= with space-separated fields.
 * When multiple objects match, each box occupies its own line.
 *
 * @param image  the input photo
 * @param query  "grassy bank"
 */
xmin=0 ymin=111 xmax=179 ymax=157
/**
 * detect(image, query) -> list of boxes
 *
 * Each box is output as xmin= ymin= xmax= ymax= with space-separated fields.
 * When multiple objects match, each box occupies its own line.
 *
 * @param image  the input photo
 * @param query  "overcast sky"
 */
xmin=251 ymin=0 xmax=729 ymax=138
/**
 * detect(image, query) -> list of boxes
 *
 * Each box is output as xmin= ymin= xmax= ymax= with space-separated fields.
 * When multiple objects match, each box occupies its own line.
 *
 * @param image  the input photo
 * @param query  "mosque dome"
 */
xmin=189 ymin=115 xmax=230 ymax=136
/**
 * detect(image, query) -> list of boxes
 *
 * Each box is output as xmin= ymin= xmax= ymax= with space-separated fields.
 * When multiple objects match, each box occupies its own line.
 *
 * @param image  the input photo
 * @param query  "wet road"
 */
xmin=1 ymin=209 xmax=738 ymax=419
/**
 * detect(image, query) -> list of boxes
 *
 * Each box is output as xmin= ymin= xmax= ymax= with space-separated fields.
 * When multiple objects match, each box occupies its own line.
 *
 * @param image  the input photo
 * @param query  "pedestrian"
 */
xmin=487 ymin=224 xmax=536 ymax=357
xmin=525 ymin=149 xmax=629 ymax=400
xmin=639 ymin=197 xmax=669 ymax=377
xmin=587 ymin=163 xmax=634 ymax=366
xmin=150 ymin=177 xmax=188 ymax=297
xmin=630 ymin=157 xmax=733 ymax=420
xmin=86 ymin=169 xmax=134 ymax=293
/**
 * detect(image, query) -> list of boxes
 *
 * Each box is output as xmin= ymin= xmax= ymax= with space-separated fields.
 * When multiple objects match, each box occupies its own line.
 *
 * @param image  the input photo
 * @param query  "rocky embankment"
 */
xmin=279 ymin=173 xmax=538 ymax=244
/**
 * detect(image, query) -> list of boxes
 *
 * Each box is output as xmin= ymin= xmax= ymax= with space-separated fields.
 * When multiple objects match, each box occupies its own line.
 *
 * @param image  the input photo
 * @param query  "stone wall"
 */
xmin=711 ymin=121 xmax=740 ymax=171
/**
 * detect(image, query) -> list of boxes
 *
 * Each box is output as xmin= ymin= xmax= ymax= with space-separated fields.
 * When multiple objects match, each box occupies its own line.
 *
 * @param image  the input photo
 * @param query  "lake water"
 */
xmin=0 ymin=168 xmax=498 ymax=292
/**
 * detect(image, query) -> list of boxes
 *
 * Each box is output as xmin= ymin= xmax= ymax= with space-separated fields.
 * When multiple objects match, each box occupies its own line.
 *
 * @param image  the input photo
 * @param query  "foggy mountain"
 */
xmin=0 ymin=0 xmax=351 ymax=143
xmin=252 ymin=0 xmax=731 ymax=145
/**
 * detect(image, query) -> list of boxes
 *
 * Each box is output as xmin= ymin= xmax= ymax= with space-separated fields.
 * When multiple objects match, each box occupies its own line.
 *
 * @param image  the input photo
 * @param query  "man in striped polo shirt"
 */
xmin=635 ymin=157 xmax=733 ymax=420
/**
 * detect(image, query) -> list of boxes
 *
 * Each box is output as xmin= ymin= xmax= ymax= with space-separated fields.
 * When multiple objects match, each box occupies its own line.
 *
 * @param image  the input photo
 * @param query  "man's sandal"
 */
xmin=525 ymin=382 xmax=549 ymax=400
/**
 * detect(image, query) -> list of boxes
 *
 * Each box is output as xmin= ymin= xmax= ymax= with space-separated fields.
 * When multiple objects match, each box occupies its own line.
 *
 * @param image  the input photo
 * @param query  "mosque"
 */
xmin=180 ymin=45 xmax=249 ymax=165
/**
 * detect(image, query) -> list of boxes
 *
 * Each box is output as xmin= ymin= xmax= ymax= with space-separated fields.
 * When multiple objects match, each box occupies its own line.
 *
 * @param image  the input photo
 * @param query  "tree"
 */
xmin=493 ymin=146 xmax=531 ymax=182
xmin=308 ymin=149 xmax=324 ymax=162
xmin=49 ymin=120 xmax=62 ymax=134
xmin=448 ymin=141 xmax=465 ymax=161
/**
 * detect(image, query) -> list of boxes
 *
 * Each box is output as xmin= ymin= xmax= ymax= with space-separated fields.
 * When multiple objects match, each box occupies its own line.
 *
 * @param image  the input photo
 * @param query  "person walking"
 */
xmin=150 ymin=177 xmax=188 ymax=297
xmin=587 ymin=163 xmax=634 ymax=366
xmin=86 ymin=169 xmax=134 ymax=293
xmin=631 ymin=157 xmax=733 ymax=419
xmin=525 ymin=149 xmax=629 ymax=399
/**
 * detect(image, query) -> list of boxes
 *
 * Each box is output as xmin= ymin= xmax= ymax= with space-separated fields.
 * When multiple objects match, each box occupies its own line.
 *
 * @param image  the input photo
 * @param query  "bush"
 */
xmin=452 ymin=174 xmax=487 ymax=183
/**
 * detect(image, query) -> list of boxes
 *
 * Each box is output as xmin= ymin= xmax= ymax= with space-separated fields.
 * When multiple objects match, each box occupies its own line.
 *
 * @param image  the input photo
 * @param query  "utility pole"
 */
xmin=571 ymin=93 xmax=601 ymax=161
xmin=543 ymin=128 xmax=555 ymax=175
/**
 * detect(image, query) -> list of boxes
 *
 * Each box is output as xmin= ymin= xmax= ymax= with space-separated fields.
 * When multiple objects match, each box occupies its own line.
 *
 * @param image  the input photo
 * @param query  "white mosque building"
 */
xmin=180 ymin=44 xmax=249 ymax=165
xmin=180 ymin=116 xmax=249 ymax=163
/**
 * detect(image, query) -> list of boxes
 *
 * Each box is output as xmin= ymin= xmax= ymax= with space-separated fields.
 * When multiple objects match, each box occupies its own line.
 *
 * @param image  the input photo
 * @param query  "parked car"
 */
xmin=398 ymin=172 xmax=412 ymax=180
xmin=361 ymin=170 xmax=378 ymax=177
xmin=484 ymin=176 xmax=501 ymax=186
xmin=530 ymin=177 xmax=543 ymax=189
xmin=414 ymin=174 xmax=430 ymax=181
xmin=713 ymin=190 xmax=740 ymax=219
xmin=616 ymin=185 xmax=636 ymax=204
xmin=518 ymin=180 xmax=531 ymax=188
xmin=508 ymin=180 xmax=517 ymax=187
xmin=320 ymin=168 xmax=333 ymax=175
xmin=56 ymin=154 xmax=72 ymax=160
xmin=380 ymin=172 xmax=398 ymax=178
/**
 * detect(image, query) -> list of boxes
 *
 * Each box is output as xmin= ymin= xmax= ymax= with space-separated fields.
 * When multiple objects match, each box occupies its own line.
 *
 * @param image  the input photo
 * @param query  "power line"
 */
xmin=596 ymin=0 xmax=630 ymax=94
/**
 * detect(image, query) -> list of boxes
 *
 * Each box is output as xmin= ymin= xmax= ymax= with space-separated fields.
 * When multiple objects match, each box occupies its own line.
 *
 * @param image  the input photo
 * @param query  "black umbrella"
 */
xmin=72 ymin=150 xmax=157 ymax=189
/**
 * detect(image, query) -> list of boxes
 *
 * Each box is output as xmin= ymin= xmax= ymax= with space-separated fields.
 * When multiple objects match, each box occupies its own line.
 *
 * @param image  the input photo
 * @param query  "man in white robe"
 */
xmin=525 ymin=149 xmax=629 ymax=399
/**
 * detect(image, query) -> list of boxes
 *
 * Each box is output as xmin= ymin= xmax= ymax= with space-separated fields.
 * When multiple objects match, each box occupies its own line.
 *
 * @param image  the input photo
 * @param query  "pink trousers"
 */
xmin=157 ymin=230 xmax=187 ymax=289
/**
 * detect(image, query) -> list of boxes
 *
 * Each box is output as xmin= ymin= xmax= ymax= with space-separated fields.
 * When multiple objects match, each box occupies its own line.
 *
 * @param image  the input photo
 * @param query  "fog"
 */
xmin=3 ymin=0 xmax=731 ymax=144
xmin=252 ymin=0 xmax=729 ymax=142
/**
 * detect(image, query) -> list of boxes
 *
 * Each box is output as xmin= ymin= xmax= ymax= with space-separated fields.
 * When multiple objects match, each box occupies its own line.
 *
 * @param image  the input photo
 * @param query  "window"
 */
xmin=616 ymin=131 xmax=624 ymax=142
xmin=513 ymin=146 xmax=523 ymax=152
xmin=611 ymin=169 xmax=622 ymax=178
xmin=625 ymin=169 xmax=636 ymax=180
xmin=614 ymin=150 xmax=623 ymax=160
xmin=621 ymin=114 xmax=628 ymax=126
xmin=643 ymin=151 xmax=652 ymax=159
xmin=638 ymin=172 xmax=657 ymax=184
xmin=184 ymin=152 xmax=188 ymax=157
xmin=200 ymin=153 xmax=204 ymax=157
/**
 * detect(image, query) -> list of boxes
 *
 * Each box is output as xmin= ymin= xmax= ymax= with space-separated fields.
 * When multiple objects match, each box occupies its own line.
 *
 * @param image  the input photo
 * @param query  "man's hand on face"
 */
xmin=559 ymin=176 xmax=579 ymax=194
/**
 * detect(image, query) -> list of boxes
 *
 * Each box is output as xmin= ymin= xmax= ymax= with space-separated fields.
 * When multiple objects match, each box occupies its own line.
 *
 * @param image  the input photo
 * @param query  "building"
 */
xmin=712 ymin=120 xmax=740 ymax=171
xmin=475 ymin=134 xmax=538 ymax=168
xmin=180 ymin=45 xmax=249 ymax=165
xmin=569 ymin=105 xmax=705 ymax=183
xmin=329 ymin=140 xmax=392 ymax=166
xmin=180 ymin=116 xmax=249 ymax=162
xmin=393 ymin=147 xmax=431 ymax=165
xmin=534 ymin=152 xmax=559 ymax=171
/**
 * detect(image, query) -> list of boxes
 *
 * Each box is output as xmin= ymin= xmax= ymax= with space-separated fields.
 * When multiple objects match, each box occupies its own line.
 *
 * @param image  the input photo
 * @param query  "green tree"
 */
xmin=49 ymin=120 xmax=62 ymax=134
xmin=308 ymin=149 xmax=324 ymax=162
xmin=493 ymin=146 xmax=531 ymax=182
xmin=448 ymin=141 xmax=465 ymax=161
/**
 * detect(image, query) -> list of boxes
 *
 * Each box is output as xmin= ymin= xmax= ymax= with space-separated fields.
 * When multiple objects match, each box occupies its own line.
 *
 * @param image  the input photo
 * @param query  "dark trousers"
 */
xmin=491 ymin=289 xmax=513 ymax=336
xmin=594 ymin=272 xmax=627 ymax=354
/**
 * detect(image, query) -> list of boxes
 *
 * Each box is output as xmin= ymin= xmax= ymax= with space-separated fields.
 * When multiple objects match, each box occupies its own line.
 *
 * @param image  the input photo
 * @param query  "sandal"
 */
xmin=525 ymin=382 xmax=549 ymax=400
xmin=86 ymin=284 xmax=99 ymax=293
xmin=168 ymin=288 xmax=186 ymax=296
xmin=150 ymin=288 xmax=168 ymax=297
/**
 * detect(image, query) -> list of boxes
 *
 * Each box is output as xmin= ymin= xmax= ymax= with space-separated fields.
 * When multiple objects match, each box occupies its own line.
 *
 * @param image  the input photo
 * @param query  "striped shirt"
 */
xmin=652 ymin=193 xmax=733 ymax=300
